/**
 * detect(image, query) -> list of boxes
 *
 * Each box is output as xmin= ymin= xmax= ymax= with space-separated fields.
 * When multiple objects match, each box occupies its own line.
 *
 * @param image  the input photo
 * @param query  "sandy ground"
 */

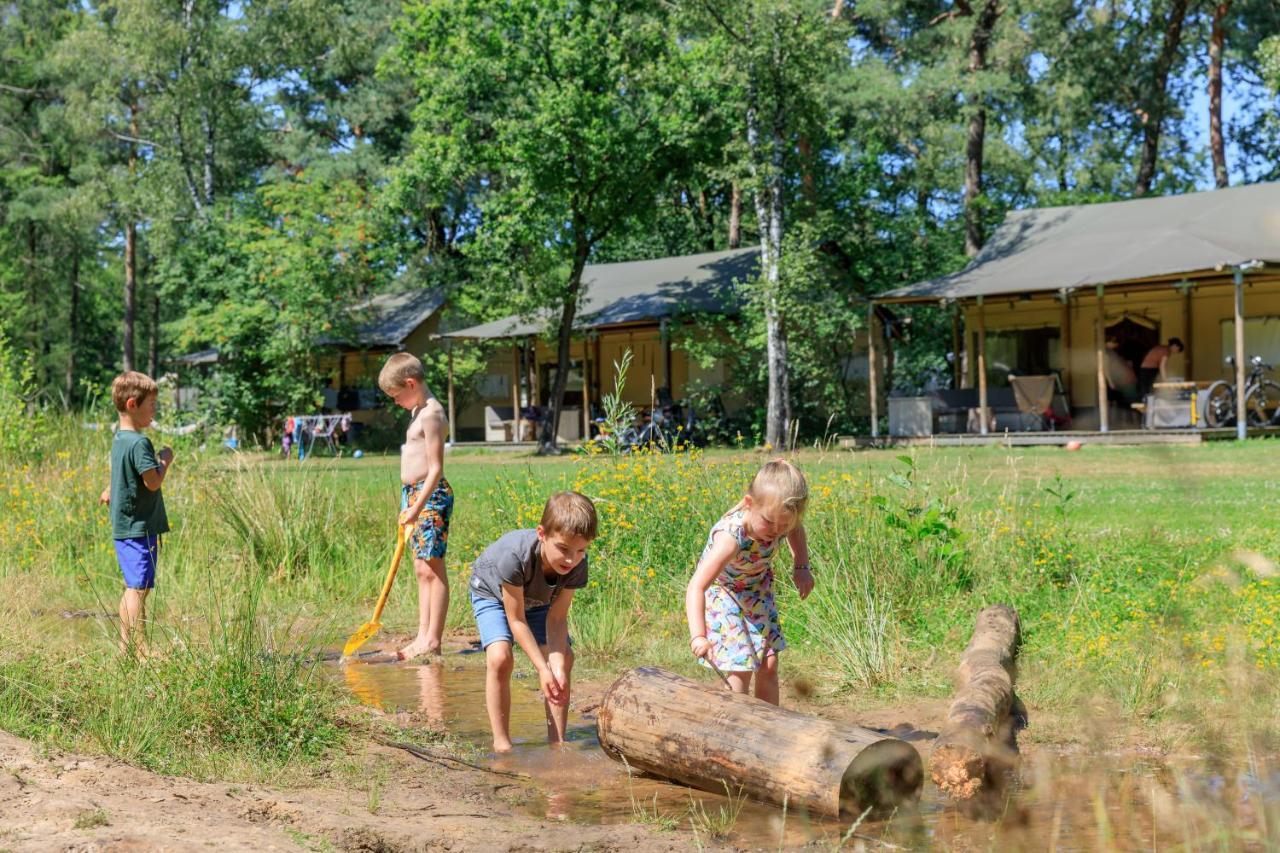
xmin=0 ymin=726 xmax=699 ymax=853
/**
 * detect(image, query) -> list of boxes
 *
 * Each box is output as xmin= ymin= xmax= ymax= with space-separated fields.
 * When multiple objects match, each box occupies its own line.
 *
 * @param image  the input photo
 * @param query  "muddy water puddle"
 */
xmin=329 ymin=650 xmax=1278 ymax=849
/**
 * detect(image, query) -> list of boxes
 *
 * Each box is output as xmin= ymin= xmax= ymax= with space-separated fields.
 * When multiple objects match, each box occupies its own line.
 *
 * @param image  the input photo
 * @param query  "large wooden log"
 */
xmin=928 ymin=604 xmax=1023 ymax=800
xmin=596 ymin=667 xmax=922 ymax=818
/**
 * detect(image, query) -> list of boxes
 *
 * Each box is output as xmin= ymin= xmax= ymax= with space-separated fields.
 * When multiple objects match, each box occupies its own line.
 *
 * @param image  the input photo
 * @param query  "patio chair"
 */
xmin=1009 ymin=374 xmax=1062 ymax=431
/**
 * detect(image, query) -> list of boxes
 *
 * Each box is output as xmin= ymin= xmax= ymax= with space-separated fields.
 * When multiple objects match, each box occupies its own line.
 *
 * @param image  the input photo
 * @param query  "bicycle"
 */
xmin=1202 ymin=355 xmax=1280 ymax=428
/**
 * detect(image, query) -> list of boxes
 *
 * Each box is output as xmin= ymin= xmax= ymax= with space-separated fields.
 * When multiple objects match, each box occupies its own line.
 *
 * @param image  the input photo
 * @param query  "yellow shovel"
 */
xmin=342 ymin=525 xmax=409 ymax=659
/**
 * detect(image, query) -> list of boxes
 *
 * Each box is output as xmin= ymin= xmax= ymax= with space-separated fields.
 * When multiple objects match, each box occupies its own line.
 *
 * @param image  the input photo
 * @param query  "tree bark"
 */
xmin=747 ymin=39 xmax=790 ymax=449
xmin=728 ymin=182 xmax=742 ymax=248
xmin=202 ymin=105 xmax=215 ymax=205
xmin=1134 ymin=0 xmax=1190 ymax=196
xmin=963 ymin=0 xmax=1002 ymax=257
xmin=149 ymin=290 xmax=160 ymax=379
xmin=66 ymin=253 xmax=79 ymax=408
xmin=929 ymin=605 xmax=1024 ymax=800
xmin=597 ymin=667 xmax=923 ymax=817
xmin=123 ymin=220 xmax=137 ymax=372
xmin=1209 ymin=1 xmax=1231 ymax=189
xmin=540 ymin=233 xmax=590 ymax=453
xmin=123 ymin=102 xmax=139 ymax=372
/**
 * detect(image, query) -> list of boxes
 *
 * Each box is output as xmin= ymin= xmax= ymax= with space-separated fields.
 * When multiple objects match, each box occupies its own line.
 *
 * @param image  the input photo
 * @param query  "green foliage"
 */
xmin=0 ymin=332 xmax=43 ymax=462
xmin=591 ymin=350 xmax=638 ymax=456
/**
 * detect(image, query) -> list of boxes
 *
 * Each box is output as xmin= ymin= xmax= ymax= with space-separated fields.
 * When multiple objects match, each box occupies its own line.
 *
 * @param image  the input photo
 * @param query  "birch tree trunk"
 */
xmin=1134 ymin=0 xmax=1190 ymax=196
xmin=1209 ymin=1 xmax=1231 ymax=189
xmin=746 ymin=17 xmax=790 ymax=450
xmin=728 ymin=182 xmax=742 ymax=248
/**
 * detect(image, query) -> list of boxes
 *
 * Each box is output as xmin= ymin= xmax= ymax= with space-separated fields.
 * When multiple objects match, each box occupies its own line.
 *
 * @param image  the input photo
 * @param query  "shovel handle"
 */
xmin=369 ymin=526 xmax=408 ymax=624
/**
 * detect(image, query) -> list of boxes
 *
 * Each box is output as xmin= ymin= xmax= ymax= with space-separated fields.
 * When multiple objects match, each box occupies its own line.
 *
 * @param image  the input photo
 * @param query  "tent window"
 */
xmin=977 ymin=327 xmax=1061 ymax=387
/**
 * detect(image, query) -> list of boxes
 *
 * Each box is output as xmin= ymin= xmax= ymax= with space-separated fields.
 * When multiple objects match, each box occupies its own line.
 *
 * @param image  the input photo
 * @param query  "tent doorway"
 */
xmin=1106 ymin=317 xmax=1158 ymax=378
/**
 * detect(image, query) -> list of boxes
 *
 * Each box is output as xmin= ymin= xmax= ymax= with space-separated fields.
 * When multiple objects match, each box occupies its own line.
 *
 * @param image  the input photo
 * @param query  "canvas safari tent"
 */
xmin=442 ymin=247 xmax=759 ymax=443
xmin=872 ymin=181 xmax=1280 ymax=440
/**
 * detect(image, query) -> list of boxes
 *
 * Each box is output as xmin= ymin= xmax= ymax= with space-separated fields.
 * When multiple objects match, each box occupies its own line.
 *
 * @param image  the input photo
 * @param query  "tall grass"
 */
xmin=4 ymin=415 xmax=1280 ymax=781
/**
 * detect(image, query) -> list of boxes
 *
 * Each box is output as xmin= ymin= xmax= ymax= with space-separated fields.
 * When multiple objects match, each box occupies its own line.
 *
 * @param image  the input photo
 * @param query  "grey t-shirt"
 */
xmin=469 ymin=529 xmax=588 ymax=608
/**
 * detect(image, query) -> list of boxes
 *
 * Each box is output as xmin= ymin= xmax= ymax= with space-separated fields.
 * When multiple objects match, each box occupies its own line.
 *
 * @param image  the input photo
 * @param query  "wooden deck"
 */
xmin=840 ymin=427 xmax=1280 ymax=449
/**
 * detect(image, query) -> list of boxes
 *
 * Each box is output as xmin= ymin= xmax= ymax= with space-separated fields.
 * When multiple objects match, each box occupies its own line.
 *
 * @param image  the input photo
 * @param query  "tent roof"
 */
xmin=878 ymin=181 xmax=1280 ymax=303
xmin=444 ymin=247 xmax=759 ymax=339
xmin=348 ymin=288 xmax=447 ymax=347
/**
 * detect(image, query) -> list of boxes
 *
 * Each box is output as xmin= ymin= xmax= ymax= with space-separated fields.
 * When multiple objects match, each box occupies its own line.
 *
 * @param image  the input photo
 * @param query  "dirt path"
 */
xmin=0 ymin=729 xmax=695 ymax=852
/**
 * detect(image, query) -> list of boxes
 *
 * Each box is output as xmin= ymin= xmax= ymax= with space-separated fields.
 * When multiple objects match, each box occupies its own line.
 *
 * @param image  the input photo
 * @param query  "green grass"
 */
xmin=2 ymin=426 xmax=1280 ymax=784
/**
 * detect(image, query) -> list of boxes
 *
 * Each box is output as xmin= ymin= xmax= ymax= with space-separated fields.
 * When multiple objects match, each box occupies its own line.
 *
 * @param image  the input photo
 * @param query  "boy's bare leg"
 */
xmin=484 ymin=642 xmax=515 ymax=753
xmin=398 ymin=556 xmax=448 ymax=659
xmin=753 ymin=653 xmax=780 ymax=705
xmin=541 ymin=646 xmax=573 ymax=745
xmin=118 ymin=588 xmax=149 ymax=655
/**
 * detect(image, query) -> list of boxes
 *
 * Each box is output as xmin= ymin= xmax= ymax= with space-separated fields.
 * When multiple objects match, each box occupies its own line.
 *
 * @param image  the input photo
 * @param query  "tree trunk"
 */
xmin=728 ymin=182 xmax=742 ymax=249
xmin=929 ymin=605 xmax=1024 ymax=800
xmin=1135 ymin=0 xmax=1190 ymax=196
xmin=1209 ymin=1 xmax=1231 ymax=189
xmin=597 ymin=667 xmax=923 ymax=817
xmin=747 ymin=49 xmax=790 ymax=449
xmin=66 ymin=253 xmax=79 ymax=408
xmin=123 ymin=102 xmax=139 ymax=372
xmin=123 ymin=220 xmax=136 ymax=372
xmin=202 ymin=105 xmax=215 ymax=204
xmin=963 ymin=0 xmax=1002 ymax=257
xmin=540 ymin=235 xmax=590 ymax=453
xmin=149 ymin=289 xmax=160 ymax=379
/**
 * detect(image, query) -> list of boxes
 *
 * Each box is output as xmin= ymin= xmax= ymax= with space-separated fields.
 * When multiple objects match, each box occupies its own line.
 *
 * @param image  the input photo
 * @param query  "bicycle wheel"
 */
xmin=1245 ymin=380 xmax=1280 ymax=426
xmin=1202 ymin=381 xmax=1235 ymax=428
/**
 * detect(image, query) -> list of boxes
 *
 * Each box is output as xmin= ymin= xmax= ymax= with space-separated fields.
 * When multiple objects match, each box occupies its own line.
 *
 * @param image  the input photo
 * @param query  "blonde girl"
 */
xmin=685 ymin=459 xmax=813 ymax=704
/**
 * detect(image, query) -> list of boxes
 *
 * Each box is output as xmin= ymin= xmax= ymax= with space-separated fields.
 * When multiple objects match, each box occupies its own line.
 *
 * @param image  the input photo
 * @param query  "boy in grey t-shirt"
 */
xmin=469 ymin=491 xmax=597 ymax=753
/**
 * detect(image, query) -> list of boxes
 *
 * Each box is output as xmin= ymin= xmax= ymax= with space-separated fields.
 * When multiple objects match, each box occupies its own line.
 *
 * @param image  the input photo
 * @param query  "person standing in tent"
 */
xmin=1138 ymin=337 xmax=1184 ymax=399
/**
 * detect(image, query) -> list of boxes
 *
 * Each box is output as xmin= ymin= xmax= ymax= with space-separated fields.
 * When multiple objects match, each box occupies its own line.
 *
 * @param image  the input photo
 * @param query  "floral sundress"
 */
xmin=698 ymin=508 xmax=786 ymax=673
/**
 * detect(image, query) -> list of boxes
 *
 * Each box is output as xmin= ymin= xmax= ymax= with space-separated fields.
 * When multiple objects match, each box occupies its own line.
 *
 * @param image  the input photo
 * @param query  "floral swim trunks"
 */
xmin=401 ymin=477 xmax=454 ymax=560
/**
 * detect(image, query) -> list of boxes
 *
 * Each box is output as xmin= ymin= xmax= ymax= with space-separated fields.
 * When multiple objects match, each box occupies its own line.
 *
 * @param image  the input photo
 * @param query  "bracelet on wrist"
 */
xmin=794 ymin=563 xmax=812 ymax=573
xmin=690 ymin=635 xmax=706 ymax=645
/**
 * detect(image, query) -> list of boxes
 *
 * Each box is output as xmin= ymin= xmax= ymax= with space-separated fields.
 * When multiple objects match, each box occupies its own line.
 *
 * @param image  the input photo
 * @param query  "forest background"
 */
xmin=3 ymin=0 xmax=1280 ymax=444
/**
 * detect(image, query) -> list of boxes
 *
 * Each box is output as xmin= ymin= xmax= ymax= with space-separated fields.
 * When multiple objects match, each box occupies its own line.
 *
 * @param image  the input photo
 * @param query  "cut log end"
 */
xmin=929 ymin=743 xmax=987 ymax=799
xmin=840 ymin=739 xmax=924 ymax=815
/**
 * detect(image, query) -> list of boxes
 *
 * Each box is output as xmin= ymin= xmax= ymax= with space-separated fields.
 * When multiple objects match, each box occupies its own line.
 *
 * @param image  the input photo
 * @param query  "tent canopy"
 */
xmin=444 ymin=247 xmax=759 ymax=340
xmin=878 ymin=181 xmax=1280 ymax=304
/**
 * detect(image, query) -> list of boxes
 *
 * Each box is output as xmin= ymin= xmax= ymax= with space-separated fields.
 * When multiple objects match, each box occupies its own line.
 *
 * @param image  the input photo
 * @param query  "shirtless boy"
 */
xmin=378 ymin=352 xmax=453 ymax=660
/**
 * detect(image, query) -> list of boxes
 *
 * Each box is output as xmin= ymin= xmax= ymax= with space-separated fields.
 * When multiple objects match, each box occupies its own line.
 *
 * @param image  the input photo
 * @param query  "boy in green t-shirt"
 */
xmin=98 ymin=371 xmax=173 ymax=655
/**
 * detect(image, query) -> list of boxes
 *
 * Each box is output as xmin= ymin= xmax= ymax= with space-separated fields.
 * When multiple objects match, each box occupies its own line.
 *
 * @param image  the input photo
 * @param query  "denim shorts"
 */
xmin=114 ymin=535 xmax=160 ymax=590
xmin=471 ymin=590 xmax=570 ymax=649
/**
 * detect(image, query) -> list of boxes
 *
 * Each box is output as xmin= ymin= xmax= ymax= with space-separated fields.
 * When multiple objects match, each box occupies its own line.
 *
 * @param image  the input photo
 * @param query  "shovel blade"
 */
xmin=342 ymin=620 xmax=381 ymax=658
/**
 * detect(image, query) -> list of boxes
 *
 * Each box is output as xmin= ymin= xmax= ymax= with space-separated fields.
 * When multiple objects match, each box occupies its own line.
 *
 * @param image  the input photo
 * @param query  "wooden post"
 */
xmin=951 ymin=303 xmax=962 ymax=389
xmin=1235 ymin=268 xmax=1247 ymax=440
xmin=1182 ymin=282 xmax=1193 ymax=380
xmin=976 ymin=296 xmax=988 ymax=436
xmin=868 ymin=304 xmax=880 ymax=438
xmin=446 ymin=343 xmax=456 ymax=445
xmin=581 ymin=337 xmax=591 ymax=440
xmin=661 ymin=318 xmax=672 ymax=395
xmin=929 ymin=605 xmax=1023 ymax=800
xmin=597 ymin=667 xmax=922 ymax=817
xmin=1095 ymin=284 xmax=1109 ymax=433
xmin=510 ymin=342 xmax=521 ymax=444
xmin=1059 ymin=291 xmax=1072 ymax=399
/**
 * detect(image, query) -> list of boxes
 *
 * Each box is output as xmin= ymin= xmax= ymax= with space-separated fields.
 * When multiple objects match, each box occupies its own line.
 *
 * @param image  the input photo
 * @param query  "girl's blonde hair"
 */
xmin=746 ymin=459 xmax=809 ymax=518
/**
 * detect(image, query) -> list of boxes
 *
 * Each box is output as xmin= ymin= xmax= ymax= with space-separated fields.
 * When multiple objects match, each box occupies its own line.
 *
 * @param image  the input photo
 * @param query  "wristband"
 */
xmin=690 ymin=635 xmax=707 ymax=646
xmin=794 ymin=563 xmax=812 ymax=573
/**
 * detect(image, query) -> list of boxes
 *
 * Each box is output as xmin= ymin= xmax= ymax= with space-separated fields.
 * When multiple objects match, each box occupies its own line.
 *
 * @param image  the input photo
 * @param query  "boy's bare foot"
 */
xmin=493 ymin=738 xmax=514 ymax=754
xmin=395 ymin=638 xmax=441 ymax=661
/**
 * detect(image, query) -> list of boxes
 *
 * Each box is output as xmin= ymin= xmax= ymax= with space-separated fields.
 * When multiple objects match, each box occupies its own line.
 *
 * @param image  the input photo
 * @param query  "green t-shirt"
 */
xmin=110 ymin=429 xmax=170 ymax=539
